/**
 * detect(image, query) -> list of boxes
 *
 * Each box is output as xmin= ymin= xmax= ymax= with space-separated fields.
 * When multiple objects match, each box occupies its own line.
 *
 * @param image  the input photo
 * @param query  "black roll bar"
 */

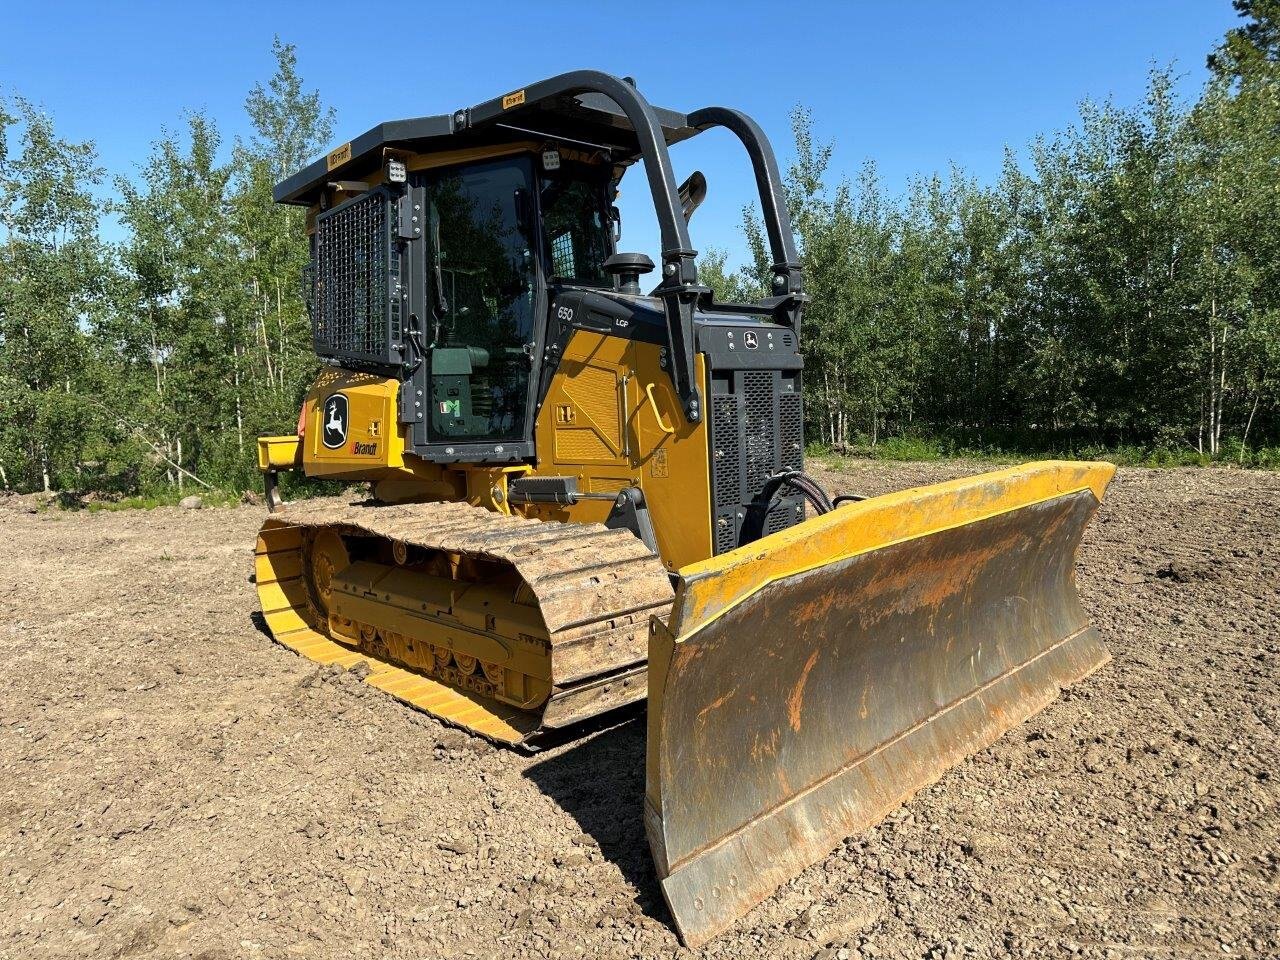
xmin=686 ymin=107 xmax=808 ymax=337
xmin=459 ymin=71 xmax=705 ymax=424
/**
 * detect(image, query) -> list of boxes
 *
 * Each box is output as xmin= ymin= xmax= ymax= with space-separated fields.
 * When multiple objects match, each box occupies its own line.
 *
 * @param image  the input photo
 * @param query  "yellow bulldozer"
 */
xmin=252 ymin=71 xmax=1115 ymax=947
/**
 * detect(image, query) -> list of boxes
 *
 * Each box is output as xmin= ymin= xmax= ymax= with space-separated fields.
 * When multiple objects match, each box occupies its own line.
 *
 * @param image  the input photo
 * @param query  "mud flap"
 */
xmin=644 ymin=461 xmax=1115 ymax=947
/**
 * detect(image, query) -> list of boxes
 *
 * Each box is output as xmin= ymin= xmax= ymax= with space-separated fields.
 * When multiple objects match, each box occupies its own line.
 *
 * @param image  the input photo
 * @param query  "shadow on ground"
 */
xmin=249 ymin=609 xmax=271 ymax=638
xmin=523 ymin=711 xmax=671 ymax=927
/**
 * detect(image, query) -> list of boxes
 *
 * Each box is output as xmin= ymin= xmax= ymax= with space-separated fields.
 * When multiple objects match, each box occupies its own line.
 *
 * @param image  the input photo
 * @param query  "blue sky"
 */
xmin=2 ymin=1 xmax=1239 ymax=265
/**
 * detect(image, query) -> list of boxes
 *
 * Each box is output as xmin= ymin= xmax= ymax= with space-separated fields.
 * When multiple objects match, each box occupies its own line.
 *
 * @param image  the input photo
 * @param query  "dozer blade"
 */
xmin=645 ymin=461 xmax=1115 ymax=947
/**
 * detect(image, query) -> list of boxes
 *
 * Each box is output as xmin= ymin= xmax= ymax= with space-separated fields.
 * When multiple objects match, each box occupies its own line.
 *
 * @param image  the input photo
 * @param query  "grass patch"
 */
xmin=806 ymin=435 xmax=1280 ymax=470
xmin=30 ymin=471 xmax=357 ymax=512
xmin=29 ymin=463 xmax=357 ymax=512
xmin=83 ymin=488 xmax=244 ymax=512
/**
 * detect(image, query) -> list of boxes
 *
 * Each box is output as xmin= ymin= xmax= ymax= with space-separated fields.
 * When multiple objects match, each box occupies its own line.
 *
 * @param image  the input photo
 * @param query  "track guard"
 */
xmin=645 ymin=461 xmax=1115 ymax=947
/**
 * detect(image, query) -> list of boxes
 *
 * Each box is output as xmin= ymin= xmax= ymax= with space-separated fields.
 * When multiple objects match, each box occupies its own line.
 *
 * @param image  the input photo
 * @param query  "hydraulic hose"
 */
xmin=739 ymin=470 xmax=866 ymax=548
xmin=756 ymin=470 xmax=833 ymax=517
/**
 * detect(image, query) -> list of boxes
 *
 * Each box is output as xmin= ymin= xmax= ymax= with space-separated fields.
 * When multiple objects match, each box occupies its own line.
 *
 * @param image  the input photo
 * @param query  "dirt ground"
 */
xmin=1 ymin=462 xmax=1277 ymax=960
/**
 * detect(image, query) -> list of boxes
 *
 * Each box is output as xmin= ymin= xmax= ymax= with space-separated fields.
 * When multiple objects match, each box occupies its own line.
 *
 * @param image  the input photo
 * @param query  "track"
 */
xmin=256 ymin=497 xmax=674 ymax=744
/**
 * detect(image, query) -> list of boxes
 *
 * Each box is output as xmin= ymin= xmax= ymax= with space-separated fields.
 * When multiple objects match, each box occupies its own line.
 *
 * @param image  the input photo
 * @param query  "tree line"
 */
xmin=704 ymin=1 xmax=1280 ymax=464
xmin=2 ymin=8 xmax=1278 ymax=499
xmin=0 ymin=39 xmax=330 ymax=495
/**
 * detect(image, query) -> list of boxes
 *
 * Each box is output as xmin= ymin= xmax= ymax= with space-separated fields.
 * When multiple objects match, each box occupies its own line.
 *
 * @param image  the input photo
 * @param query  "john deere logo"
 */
xmin=322 ymin=393 xmax=348 ymax=449
xmin=744 ymin=331 xmax=759 ymax=349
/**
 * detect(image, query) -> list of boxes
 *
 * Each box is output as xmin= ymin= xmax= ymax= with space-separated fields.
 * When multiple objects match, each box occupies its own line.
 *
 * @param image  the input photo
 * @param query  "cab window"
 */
xmin=426 ymin=156 xmax=536 ymax=443
xmin=540 ymin=163 xmax=612 ymax=286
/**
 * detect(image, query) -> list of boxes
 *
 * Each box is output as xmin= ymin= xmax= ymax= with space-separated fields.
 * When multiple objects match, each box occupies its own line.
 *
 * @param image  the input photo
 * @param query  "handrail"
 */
xmin=686 ymin=106 xmax=807 ymax=335
xmin=645 ymin=382 xmax=676 ymax=435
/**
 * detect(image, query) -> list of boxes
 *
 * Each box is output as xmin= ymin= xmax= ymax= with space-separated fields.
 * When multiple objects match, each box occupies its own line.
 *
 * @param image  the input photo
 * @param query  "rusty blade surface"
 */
xmin=645 ymin=462 xmax=1114 ymax=947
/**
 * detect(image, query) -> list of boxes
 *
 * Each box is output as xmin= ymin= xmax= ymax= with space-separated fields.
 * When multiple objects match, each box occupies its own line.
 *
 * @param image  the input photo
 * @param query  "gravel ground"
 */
xmin=0 ymin=462 xmax=1277 ymax=960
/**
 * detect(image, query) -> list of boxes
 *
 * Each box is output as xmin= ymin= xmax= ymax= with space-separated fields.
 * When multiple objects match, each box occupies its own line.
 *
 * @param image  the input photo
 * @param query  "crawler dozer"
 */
xmin=253 ymin=71 xmax=1115 ymax=946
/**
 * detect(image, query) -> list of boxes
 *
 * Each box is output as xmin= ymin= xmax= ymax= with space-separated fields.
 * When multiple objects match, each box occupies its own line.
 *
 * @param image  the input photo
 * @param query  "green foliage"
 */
xmin=3 ymin=14 xmax=1280 ymax=504
xmin=810 ymin=435 xmax=1280 ymax=470
xmin=1208 ymin=0 xmax=1280 ymax=80
xmin=227 ymin=36 xmax=335 ymax=481
xmin=1 ymin=40 xmax=335 ymax=499
xmin=0 ymin=97 xmax=113 ymax=492
xmin=0 ymin=39 xmax=334 ymax=497
xmin=722 ymin=29 xmax=1280 ymax=466
xmin=697 ymin=248 xmax=766 ymax=303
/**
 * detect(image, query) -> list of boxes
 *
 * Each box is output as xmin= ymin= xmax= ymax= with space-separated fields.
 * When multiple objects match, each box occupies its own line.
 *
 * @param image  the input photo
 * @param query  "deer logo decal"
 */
xmin=321 ymin=393 xmax=349 ymax=449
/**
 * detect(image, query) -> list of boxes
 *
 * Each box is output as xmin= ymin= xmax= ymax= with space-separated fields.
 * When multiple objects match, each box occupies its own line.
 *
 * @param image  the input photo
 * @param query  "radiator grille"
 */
xmin=711 ymin=396 xmax=741 ymax=508
xmin=310 ymin=189 xmax=402 ymax=366
xmin=780 ymin=392 xmax=803 ymax=471
xmin=767 ymin=503 xmax=798 ymax=534
xmin=715 ymin=514 xmax=739 ymax=555
xmin=708 ymin=364 xmax=805 ymax=556
xmin=742 ymin=371 xmax=776 ymax=494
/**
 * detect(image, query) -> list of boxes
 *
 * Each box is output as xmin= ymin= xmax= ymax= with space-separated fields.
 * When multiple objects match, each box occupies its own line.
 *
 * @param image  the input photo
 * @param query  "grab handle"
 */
xmin=645 ymin=382 xmax=676 ymax=435
xmin=618 ymin=374 xmax=633 ymax=459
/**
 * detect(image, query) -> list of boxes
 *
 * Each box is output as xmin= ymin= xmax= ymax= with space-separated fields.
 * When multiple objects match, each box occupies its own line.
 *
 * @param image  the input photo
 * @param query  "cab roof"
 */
xmin=274 ymin=90 xmax=696 ymax=207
